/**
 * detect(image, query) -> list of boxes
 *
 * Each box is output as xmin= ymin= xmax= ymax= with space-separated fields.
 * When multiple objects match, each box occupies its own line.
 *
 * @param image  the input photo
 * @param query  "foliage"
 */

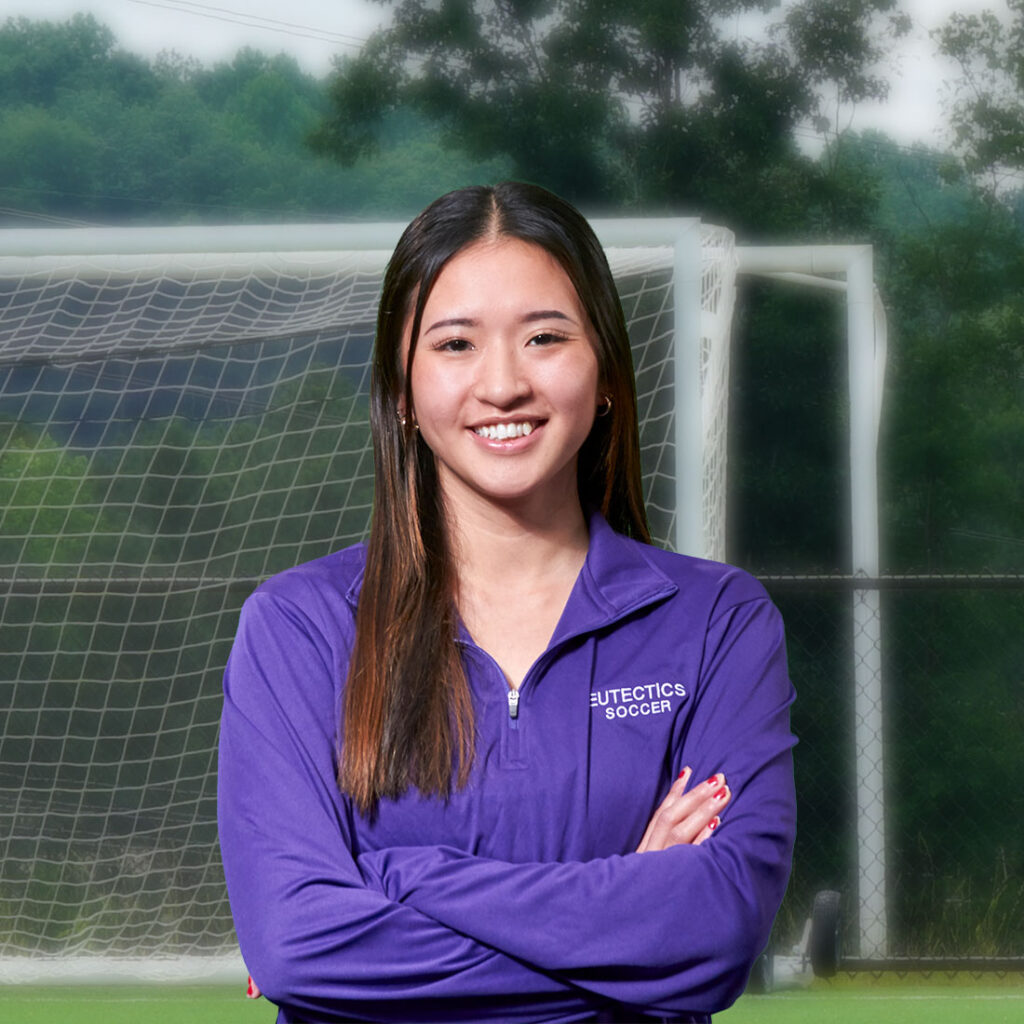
xmin=314 ymin=0 xmax=907 ymax=234
xmin=0 ymin=420 xmax=112 ymax=570
xmin=0 ymin=14 xmax=510 ymax=224
xmin=885 ymin=586 xmax=1024 ymax=954
xmin=0 ymin=358 xmax=374 ymax=577
xmin=876 ymin=157 xmax=1024 ymax=573
xmin=934 ymin=0 xmax=1024 ymax=195
xmin=0 ymin=13 xmax=151 ymax=107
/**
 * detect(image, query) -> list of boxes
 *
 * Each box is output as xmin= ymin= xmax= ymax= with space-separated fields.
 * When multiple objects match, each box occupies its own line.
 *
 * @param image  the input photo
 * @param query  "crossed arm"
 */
xmin=238 ymin=768 xmax=729 ymax=1008
xmin=219 ymin=588 xmax=795 ymax=1021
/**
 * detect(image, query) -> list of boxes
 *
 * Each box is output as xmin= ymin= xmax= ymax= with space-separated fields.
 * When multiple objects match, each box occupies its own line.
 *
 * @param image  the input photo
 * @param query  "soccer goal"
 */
xmin=0 ymin=219 xmax=737 ymax=981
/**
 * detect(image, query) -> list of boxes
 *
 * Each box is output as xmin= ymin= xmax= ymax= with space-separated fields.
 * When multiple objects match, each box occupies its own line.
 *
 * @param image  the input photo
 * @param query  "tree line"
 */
xmin=0 ymin=13 xmax=511 ymax=225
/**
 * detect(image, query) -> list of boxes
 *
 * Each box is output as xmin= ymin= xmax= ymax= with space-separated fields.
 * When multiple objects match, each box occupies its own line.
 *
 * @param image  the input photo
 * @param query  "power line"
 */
xmin=125 ymin=0 xmax=369 ymax=50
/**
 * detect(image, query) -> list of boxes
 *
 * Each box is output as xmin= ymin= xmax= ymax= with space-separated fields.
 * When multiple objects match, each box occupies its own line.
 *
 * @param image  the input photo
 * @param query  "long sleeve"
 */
xmin=357 ymin=595 xmax=796 ymax=1015
xmin=217 ymin=586 xmax=580 ymax=1023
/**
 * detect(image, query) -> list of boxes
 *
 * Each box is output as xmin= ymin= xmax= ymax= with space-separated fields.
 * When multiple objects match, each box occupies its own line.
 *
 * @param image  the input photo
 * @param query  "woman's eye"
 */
xmin=527 ymin=332 xmax=567 ymax=347
xmin=435 ymin=337 xmax=473 ymax=352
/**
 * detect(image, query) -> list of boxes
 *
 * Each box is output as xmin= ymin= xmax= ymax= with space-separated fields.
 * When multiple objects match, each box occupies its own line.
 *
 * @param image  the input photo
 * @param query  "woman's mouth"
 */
xmin=472 ymin=421 xmax=538 ymax=441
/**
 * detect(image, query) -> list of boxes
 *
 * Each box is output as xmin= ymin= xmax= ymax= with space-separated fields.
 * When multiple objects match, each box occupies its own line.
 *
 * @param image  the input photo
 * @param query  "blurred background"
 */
xmin=1 ymin=0 xmax=1022 ymax=988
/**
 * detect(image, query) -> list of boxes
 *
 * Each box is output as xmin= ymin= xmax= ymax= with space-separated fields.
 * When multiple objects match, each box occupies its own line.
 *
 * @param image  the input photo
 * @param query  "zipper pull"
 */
xmin=507 ymin=688 xmax=520 ymax=721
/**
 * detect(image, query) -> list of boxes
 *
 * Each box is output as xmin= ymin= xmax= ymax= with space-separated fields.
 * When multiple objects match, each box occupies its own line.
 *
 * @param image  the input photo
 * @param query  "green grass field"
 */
xmin=2 ymin=979 xmax=1022 ymax=1024
xmin=720 ymin=985 xmax=1024 ymax=1024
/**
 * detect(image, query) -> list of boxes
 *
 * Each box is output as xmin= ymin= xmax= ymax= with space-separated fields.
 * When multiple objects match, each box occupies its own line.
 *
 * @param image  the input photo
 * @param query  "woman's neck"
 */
xmin=447 ymin=491 xmax=590 ymax=689
xmin=448 ymin=489 xmax=590 ymax=595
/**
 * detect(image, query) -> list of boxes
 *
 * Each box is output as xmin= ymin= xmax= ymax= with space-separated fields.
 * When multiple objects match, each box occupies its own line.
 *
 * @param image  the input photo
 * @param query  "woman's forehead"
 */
xmin=418 ymin=239 xmax=583 ymax=319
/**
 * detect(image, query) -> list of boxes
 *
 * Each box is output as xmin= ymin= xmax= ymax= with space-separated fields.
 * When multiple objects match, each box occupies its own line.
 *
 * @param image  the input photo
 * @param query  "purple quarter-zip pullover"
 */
xmin=217 ymin=512 xmax=796 ymax=1023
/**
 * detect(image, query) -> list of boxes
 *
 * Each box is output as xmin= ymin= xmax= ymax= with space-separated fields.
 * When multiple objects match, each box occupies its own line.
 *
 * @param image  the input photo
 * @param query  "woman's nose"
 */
xmin=474 ymin=344 xmax=529 ymax=406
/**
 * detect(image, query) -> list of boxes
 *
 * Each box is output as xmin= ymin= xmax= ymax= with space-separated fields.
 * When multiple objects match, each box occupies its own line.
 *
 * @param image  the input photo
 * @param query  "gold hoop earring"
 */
xmin=596 ymin=395 xmax=612 ymax=417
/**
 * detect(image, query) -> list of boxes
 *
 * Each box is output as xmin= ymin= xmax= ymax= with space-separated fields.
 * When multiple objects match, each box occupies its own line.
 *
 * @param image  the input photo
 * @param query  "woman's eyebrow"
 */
xmin=425 ymin=309 xmax=575 ymax=333
xmin=522 ymin=309 xmax=574 ymax=324
xmin=424 ymin=316 xmax=478 ymax=334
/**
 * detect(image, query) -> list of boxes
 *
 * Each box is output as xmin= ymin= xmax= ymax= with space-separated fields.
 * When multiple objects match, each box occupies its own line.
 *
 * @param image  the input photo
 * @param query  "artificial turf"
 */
xmin=2 ymin=979 xmax=1022 ymax=1024
xmin=0 ymin=984 xmax=266 ymax=1024
xmin=720 ymin=985 xmax=1024 ymax=1024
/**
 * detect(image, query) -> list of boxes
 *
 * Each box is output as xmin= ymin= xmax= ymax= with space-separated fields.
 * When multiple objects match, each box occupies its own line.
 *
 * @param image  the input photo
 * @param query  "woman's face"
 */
xmin=403 ymin=237 xmax=601 ymax=518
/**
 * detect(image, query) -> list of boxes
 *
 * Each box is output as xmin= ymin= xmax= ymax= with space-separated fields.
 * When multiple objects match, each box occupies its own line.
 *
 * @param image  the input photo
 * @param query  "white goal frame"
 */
xmin=0 ymin=223 xmax=889 ymax=979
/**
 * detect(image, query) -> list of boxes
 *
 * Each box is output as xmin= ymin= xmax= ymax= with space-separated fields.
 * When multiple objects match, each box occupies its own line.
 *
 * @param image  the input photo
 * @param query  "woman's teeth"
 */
xmin=474 ymin=422 xmax=535 ymax=440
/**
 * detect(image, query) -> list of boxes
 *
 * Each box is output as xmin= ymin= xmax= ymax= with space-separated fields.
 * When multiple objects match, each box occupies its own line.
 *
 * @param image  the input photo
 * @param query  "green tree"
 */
xmin=74 ymin=362 xmax=374 ymax=577
xmin=934 ymin=0 xmax=1024 ymax=195
xmin=0 ymin=14 xmax=514 ymax=223
xmin=0 ymin=13 xmax=137 ymax=105
xmin=0 ymin=106 xmax=102 ymax=218
xmin=0 ymin=421 xmax=114 ymax=571
xmin=842 ymin=128 xmax=1024 ymax=573
xmin=201 ymin=49 xmax=324 ymax=147
xmin=313 ymin=0 xmax=908 ymax=232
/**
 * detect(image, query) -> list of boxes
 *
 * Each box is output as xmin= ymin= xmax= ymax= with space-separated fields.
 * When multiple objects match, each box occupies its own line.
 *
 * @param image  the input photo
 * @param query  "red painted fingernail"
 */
xmin=709 ymin=817 xmax=719 ymax=831
xmin=678 ymin=767 xmax=691 ymax=779
xmin=246 ymin=977 xmax=255 ymax=999
xmin=705 ymin=775 xmax=719 ymax=786
xmin=713 ymin=786 xmax=728 ymax=801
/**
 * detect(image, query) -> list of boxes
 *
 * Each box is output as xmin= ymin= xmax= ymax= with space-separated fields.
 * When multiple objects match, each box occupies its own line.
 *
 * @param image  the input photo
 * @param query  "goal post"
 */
xmin=737 ymin=245 xmax=889 ymax=959
xmin=0 ymin=219 xmax=738 ymax=980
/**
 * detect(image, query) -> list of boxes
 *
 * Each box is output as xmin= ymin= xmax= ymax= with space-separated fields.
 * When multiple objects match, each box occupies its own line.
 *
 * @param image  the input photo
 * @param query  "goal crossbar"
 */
xmin=0 ymin=224 xmax=891 ymax=977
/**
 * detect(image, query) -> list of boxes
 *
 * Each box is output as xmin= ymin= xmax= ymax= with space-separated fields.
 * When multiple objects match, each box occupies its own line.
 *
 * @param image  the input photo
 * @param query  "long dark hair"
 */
xmin=339 ymin=182 xmax=650 ymax=814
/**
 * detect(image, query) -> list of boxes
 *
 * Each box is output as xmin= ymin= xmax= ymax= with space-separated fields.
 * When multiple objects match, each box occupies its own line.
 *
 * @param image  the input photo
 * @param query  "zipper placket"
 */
xmin=503 ymin=679 xmax=524 ymax=765
xmin=503 ymin=645 xmax=559 ymax=733
xmin=507 ymin=687 xmax=520 ymax=726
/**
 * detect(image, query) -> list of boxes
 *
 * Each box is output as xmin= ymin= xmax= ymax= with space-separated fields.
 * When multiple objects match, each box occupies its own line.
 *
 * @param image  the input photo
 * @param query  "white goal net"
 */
xmin=0 ymin=221 xmax=736 ymax=972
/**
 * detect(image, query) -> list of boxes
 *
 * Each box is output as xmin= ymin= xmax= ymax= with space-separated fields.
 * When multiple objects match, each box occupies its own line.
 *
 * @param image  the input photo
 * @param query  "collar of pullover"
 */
xmin=553 ymin=509 xmax=678 ymax=645
xmin=343 ymin=510 xmax=678 ymax=644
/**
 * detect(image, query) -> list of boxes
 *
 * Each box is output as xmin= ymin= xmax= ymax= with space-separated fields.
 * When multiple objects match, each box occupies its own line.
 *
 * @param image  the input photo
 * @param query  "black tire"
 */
xmin=809 ymin=889 xmax=842 ymax=978
xmin=745 ymin=951 xmax=774 ymax=994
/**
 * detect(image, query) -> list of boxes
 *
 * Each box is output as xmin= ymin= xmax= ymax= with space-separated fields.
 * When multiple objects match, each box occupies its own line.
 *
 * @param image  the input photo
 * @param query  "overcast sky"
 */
xmin=4 ymin=0 xmax=1005 ymax=147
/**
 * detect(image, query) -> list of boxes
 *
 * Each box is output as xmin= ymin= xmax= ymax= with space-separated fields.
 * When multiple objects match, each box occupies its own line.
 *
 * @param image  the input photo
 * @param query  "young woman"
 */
xmin=218 ymin=182 xmax=797 ymax=1023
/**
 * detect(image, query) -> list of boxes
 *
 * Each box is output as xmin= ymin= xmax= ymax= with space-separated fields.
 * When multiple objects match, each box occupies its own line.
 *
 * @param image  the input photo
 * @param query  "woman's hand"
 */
xmin=635 ymin=768 xmax=731 ymax=853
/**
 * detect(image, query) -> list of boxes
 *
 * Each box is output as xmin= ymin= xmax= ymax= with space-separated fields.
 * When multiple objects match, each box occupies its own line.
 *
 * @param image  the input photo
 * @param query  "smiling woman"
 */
xmin=217 ymin=181 xmax=797 ymax=1024
xmin=407 ymin=237 xmax=601 ymax=530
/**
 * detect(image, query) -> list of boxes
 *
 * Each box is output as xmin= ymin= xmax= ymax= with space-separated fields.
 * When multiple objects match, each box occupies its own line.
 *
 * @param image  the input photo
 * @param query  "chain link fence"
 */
xmin=765 ymin=575 xmax=1024 ymax=964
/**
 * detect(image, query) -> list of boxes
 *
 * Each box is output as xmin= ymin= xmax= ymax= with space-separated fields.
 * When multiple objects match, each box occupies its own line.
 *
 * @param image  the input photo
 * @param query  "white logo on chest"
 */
xmin=590 ymin=682 xmax=687 ymax=720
